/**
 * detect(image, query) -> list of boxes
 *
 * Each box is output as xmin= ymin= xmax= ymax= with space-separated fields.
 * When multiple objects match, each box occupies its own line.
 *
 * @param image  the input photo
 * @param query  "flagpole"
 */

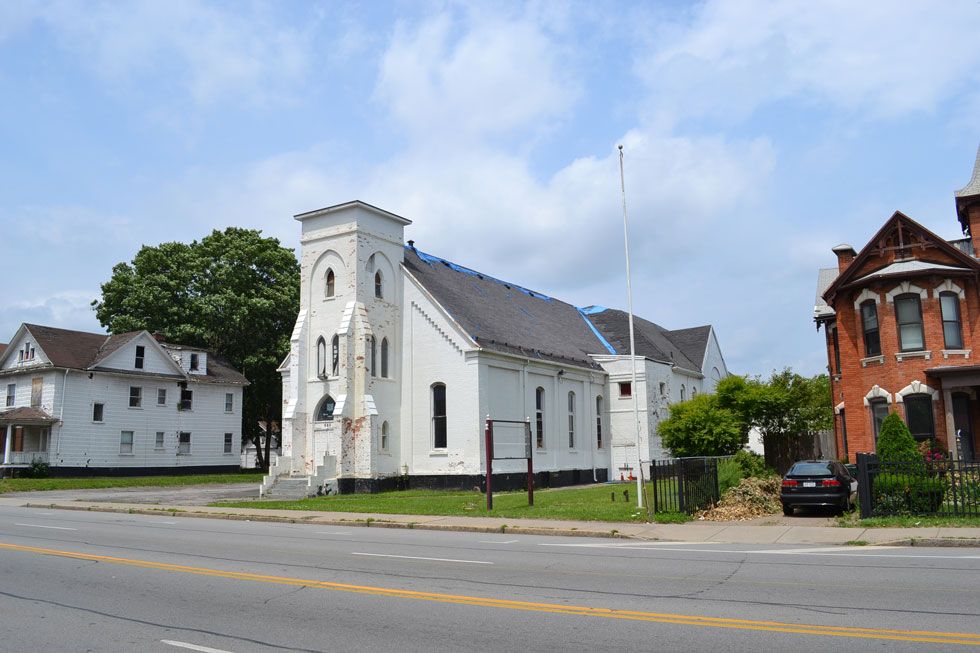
xmin=618 ymin=145 xmax=644 ymax=510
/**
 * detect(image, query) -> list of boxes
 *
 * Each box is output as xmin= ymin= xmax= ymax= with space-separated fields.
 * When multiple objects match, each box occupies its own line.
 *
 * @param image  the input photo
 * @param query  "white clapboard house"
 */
xmin=0 ymin=324 xmax=247 ymax=476
xmin=270 ymin=201 xmax=729 ymax=495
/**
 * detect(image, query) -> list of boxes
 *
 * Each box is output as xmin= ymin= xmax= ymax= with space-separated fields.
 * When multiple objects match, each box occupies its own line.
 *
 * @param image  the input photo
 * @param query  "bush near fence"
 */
xmin=860 ymin=456 xmax=980 ymax=517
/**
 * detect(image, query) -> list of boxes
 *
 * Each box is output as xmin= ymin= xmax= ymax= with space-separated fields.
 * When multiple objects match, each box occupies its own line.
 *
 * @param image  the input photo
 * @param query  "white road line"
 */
xmin=161 ymin=640 xmax=234 ymax=653
xmin=538 ymin=542 xmax=724 ymax=549
xmin=13 ymin=523 xmax=77 ymax=531
xmin=755 ymin=546 xmax=899 ymax=554
xmin=478 ymin=539 xmax=518 ymax=544
xmin=315 ymin=531 xmax=351 ymax=535
xmin=352 ymin=552 xmax=493 ymax=565
xmin=539 ymin=542 xmax=980 ymax=558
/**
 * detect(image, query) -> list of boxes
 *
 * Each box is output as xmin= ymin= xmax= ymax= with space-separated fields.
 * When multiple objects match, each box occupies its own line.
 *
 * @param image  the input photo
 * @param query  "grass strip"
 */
xmin=0 ymin=472 xmax=263 ymax=494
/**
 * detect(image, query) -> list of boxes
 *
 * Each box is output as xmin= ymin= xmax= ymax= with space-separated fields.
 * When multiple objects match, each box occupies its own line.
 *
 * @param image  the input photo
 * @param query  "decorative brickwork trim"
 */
xmin=933 ymin=279 xmax=965 ymax=299
xmin=863 ymin=384 xmax=892 ymax=406
xmin=860 ymin=355 xmax=885 ymax=367
xmin=894 ymin=380 xmax=939 ymax=402
xmin=885 ymin=281 xmax=927 ymax=303
xmin=894 ymin=350 xmax=931 ymax=362
xmin=852 ymin=288 xmax=880 ymax=309
xmin=942 ymin=349 xmax=971 ymax=359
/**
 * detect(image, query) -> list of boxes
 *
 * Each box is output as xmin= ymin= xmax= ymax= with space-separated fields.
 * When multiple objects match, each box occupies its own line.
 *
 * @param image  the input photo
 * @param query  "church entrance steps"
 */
xmin=264 ymin=476 xmax=312 ymax=499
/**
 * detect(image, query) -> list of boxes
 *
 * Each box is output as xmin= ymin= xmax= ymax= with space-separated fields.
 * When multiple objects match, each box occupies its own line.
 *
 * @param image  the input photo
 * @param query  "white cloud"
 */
xmin=640 ymin=1 xmax=980 ymax=124
xmin=20 ymin=0 xmax=310 ymax=106
xmin=376 ymin=9 xmax=579 ymax=142
xmin=0 ymin=291 xmax=102 ymax=342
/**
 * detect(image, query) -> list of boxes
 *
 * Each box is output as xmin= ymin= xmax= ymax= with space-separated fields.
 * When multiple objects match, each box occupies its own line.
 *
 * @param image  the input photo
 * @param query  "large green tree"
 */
xmin=717 ymin=369 xmax=832 ymax=440
xmin=659 ymin=393 xmax=746 ymax=457
xmin=92 ymin=228 xmax=300 ymax=470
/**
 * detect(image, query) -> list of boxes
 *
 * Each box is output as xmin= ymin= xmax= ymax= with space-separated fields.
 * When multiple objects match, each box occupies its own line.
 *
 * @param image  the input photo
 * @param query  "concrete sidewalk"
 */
xmin=3 ymin=496 xmax=979 ymax=547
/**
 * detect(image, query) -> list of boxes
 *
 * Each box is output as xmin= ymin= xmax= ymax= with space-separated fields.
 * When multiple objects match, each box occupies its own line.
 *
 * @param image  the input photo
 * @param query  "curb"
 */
xmin=23 ymin=503 xmax=629 ymax=539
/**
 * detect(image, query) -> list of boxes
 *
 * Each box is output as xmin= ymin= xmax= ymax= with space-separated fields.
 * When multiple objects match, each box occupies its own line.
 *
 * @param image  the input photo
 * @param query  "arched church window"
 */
xmin=331 ymin=335 xmax=340 ymax=376
xmin=369 ymin=336 xmax=377 ymax=377
xmin=315 ymin=395 xmax=336 ymax=422
xmin=375 ymin=271 xmax=383 ymax=299
xmin=381 ymin=421 xmax=389 ymax=452
xmin=595 ymin=396 xmax=603 ymax=449
xmin=381 ymin=338 xmax=389 ymax=378
xmin=316 ymin=337 xmax=327 ymax=378
xmin=432 ymin=383 xmax=447 ymax=449
xmin=325 ymin=269 xmax=335 ymax=298
xmin=535 ymin=387 xmax=545 ymax=449
xmin=567 ymin=391 xmax=576 ymax=449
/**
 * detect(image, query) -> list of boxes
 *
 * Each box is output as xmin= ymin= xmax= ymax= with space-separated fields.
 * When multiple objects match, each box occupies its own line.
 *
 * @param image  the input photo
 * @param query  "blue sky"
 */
xmin=2 ymin=0 xmax=979 ymax=377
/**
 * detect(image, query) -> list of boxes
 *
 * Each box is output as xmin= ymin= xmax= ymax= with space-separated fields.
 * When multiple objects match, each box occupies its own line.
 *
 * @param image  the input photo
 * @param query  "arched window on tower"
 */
xmin=331 ymin=335 xmax=340 ymax=376
xmin=380 ymin=421 xmax=389 ymax=452
xmin=375 ymin=271 xmax=383 ymax=299
xmin=369 ymin=336 xmax=377 ymax=377
xmin=381 ymin=338 xmax=389 ymax=378
xmin=316 ymin=337 xmax=327 ymax=378
xmin=325 ymin=268 xmax=335 ymax=298
xmin=315 ymin=395 xmax=336 ymax=422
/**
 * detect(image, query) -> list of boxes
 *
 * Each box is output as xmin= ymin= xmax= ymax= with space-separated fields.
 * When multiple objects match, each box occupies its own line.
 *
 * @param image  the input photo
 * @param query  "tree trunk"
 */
xmin=263 ymin=404 xmax=274 ymax=473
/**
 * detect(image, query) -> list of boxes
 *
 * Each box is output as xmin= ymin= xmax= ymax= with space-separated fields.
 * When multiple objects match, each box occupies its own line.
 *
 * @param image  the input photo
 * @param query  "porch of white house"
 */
xmin=0 ymin=407 xmax=57 ymax=474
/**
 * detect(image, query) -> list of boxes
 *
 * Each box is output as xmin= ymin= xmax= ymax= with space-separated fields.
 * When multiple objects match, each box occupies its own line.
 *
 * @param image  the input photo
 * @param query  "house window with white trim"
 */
xmin=940 ymin=292 xmax=964 ymax=350
xmin=595 ymin=396 xmax=603 ymax=449
xmin=870 ymin=399 xmax=889 ymax=441
xmin=129 ymin=386 xmax=142 ymax=408
xmin=178 ymin=432 xmax=191 ymax=454
xmin=120 ymin=431 xmax=134 ymax=454
xmin=224 ymin=433 xmax=234 ymax=454
xmin=860 ymin=300 xmax=881 ymax=356
xmin=155 ymin=431 xmax=165 ymax=449
xmin=225 ymin=393 xmax=234 ymax=413
xmin=895 ymin=294 xmax=925 ymax=351
xmin=904 ymin=394 xmax=935 ymax=443
xmin=135 ymin=345 xmax=145 ymax=369
xmin=5 ymin=383 xmax=14 ymax=407
xmin=381 ymin=421 xmax=389 ymax=452
xmin=157 ymin=388 xmax=167 ymax=406
xmin=190 ymin=353 xmax=200 ymax=371
xmin=567 ymin=391 xmax=576 ymax=449
xmin=432 ymin=383 xmax=447 ymax=449
xmin=535 ymin=387 xmax=545 ymax=449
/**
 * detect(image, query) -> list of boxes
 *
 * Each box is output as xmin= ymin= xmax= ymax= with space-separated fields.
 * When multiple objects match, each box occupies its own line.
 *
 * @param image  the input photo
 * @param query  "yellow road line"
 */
xmin=2 ymin=541 xmax=979 ymax=646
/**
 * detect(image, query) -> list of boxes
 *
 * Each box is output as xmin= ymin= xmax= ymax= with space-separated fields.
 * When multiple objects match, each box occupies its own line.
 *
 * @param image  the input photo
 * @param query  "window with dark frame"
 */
xmin=839 ymin=408 xmax=849 ymax=460
xmin=157 ymin=388 xmax=167 ymax=405
xmin=567 ymin=391 xmax=576 ymax=449
xmin=596 ymin=396 xmax=603 ymax=449
xmin=190 ymin=353 xmax=199 ymax=371
xmin=381 ymin=338 xmax=389 ymax=378
xmin=331 ymin=335 xmax=340 ymax=376
xmin=860 ymin=300 xmax=881 ymax=357
xmin=369 ymin=336 xmax=377 ymax=377
xmin=93 ymin=403 xmax=104 ymax=422
xmin=895 ymin=294 xmax=925 ymax=351
xmin=831 ymin=326 xmax=841 ymax=375
xmin=326 ymin=268 xmax=335 ymax=298
xmin=179 ymin=388 xmax=193 ymax=411
xmin=316 ymin=395 xmax=336 ymax=422
xmin=870 ymin=399 xmax=890 ymax=441
xmin=375 ymin=271 xmax=383 ymax=299
xmin=535 ymin=387 xmax=545 ymax=449
xmin=135 ymin=345 xmax=145 ymax=369
xmin=129 ymin=386 xmax=142 ymax=408
xmin=619 ymin=382 xmax=632 ymax=398
xmin=432 ymin=383 xmax=447 ymax=449
xmin=940 ymin=292 xmax=964 ymax=350
xmin=225 ymin=393 xmax=233 ymax=412
xmin=178 ymin=432 xmax=191 ymax=454
xmin=5 ymin=383 xmax=14 ymax=407
xmin=904 ymin=394 xmax=935 ymax=442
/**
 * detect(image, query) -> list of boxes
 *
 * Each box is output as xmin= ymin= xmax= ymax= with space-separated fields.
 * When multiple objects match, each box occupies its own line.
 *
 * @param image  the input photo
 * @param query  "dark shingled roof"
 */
xmin=403 ymin=248 xmax=610 ymax=369
xmin=586 ymin=309 xmax=707 ymax=373
xmin=0 ymin=344 xmax=6 ymax=358
xmin=403 ymin=248 xmax=714 ymax=372
xmin=10 ymin=324 xmax=248 ymax=385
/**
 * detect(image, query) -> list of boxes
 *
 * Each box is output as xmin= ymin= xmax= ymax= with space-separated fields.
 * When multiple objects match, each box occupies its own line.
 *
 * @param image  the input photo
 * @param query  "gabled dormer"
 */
xmin=89 ymin=331 xmax=186 ymax=377
xmin=0 ymin=325 xmax=54 ymax=371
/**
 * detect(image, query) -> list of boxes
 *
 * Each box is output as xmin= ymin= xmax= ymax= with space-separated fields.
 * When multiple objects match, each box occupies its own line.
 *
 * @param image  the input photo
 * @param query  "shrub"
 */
xmin=873 ymin=473 xmax=945 ymax=515
xmin=875 ymin=413 xmax=922 ymax=466
xmin=717 ymin=459 xmax=744 ymax=496
xmin=732 ymin=449 xmax=769 ymax=478
xmin=659 ymin=394 xmax=746 ymax=457
xmin=17 ymin=459 xmax=50 ymax=479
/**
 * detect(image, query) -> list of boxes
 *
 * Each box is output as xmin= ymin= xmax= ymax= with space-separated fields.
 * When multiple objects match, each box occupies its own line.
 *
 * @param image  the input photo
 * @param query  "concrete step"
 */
xmin=265 ymin=476 xmax=312 ymax=499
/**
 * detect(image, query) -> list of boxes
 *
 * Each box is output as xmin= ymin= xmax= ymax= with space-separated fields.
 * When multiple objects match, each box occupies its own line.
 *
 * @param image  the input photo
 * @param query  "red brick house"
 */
xmin=815 ymin=147 xmax=980 ymax=462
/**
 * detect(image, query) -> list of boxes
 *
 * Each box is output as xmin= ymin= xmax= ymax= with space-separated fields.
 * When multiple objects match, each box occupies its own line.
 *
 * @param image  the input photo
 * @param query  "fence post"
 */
xmin=856 ymin=452 xmax=874 ymax=518
xmin=677 ymin=459 xmax=686 ymax=514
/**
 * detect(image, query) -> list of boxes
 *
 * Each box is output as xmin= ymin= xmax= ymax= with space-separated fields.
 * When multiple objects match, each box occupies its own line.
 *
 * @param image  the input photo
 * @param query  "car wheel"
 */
xmin=782 ymin=504 xmax=793 ymax=516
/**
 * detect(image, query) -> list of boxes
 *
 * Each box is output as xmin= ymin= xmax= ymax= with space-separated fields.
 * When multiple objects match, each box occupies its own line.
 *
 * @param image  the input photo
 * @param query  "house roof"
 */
xmin=403 ymin=247 xmax=608 ymax=369
xmin=0 ymin=406 xmax=58 ymax=425
xmin=814 ymin=267 xmax=838 ymax=320
xmin=0 ymin=344 xmax=6 ymax=357
xmin=821 ymin=211 xmax=980 ymax=304
xmin=9 ymin=324 xmax=248 ymax=385
xmin=403 ymin=246 xmax=716 ymax=373
xmin=586 ymin=309 xmax=706 ymax=373
xmin=956 ymin=143 xmax=980 ymax=201
xmin=851 ymin=259 xmax=972 ymax=284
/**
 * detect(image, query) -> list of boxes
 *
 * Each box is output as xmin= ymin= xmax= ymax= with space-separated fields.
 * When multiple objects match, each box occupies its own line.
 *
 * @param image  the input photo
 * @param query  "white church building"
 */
xmin=271 ymin=201 xmax=728 ymax=494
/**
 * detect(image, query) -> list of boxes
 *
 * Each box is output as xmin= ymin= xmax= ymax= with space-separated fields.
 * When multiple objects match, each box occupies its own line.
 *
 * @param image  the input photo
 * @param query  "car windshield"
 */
xmin=788 ymin=462 xmax=834 ymax=477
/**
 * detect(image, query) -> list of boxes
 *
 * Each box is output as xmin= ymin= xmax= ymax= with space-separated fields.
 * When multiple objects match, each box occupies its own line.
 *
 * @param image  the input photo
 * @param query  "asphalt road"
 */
xmin=0 ymin=506 xmax=978 ymax=652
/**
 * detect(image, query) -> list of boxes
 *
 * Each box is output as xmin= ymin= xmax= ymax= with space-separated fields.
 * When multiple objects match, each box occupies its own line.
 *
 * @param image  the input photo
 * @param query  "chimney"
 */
xmin=832 ymin=244 xmax=857 ymax=273
xmin=151 ymin=332 xmax=167 ymax=343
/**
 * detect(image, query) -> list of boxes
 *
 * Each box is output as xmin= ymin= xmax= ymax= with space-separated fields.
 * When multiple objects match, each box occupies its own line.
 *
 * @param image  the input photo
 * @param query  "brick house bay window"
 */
xmin=860 ymin=300 xmax=881 ymax=357
xmin=895 ymin=294 xmax=925 ymax=351
xmin=940 ymin=292 xmax=964 ymax=349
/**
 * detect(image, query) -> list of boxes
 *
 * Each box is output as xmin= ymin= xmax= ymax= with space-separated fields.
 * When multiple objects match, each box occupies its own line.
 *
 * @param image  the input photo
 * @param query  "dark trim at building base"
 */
xmin=336 ymin=467 xmax=609 ymax=494
xmin=36 ymin=465 xmax=246 ymax=478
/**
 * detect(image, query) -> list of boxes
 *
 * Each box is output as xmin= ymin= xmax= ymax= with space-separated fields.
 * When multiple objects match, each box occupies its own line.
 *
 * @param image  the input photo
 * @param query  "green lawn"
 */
xmin=213 ymin=483 xmax=689 ymax=523
xmin=0 ymin=472 xmax=263 ymax=494
xmin=837 ymin=512 xmax=980 ymax=528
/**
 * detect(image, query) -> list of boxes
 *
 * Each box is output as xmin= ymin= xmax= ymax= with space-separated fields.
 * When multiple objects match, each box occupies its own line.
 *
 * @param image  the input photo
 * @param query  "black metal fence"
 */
xmin=856 ymin=453 xmax=980 ymax=518
xmin=649 ymin=457 xmax=720 ymax=514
